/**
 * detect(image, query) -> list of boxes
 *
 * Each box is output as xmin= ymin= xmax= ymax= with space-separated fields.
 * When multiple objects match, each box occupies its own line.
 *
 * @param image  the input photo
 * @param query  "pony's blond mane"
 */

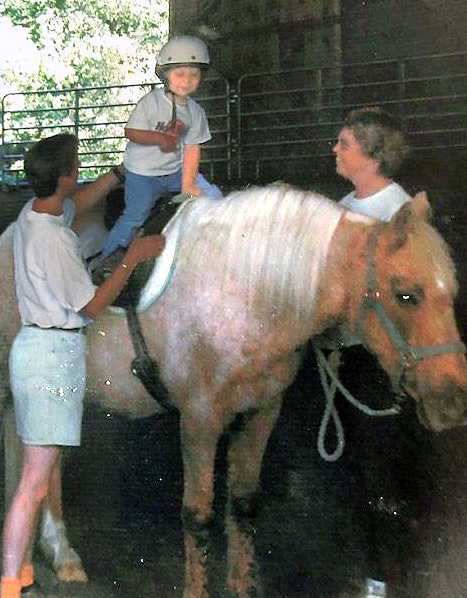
xmin=141 ymin=184 xmax=343 ymax=322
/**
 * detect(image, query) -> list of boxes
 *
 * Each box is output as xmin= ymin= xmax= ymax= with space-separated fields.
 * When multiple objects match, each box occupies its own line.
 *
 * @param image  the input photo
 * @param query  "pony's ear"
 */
xmin=388 ymin=201 xmax=412 ymax=251
xmin=388 ymin=192 xmax=432 ymax=251
xmin=410 ymin=191 xmax=432 ymax=222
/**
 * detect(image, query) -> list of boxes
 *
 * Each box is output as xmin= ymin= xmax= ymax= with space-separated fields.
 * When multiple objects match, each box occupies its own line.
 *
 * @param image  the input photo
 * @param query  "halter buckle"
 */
xmin=400 ymin=350 xmax=416 ymax=369
xmin=363 ymin=289 xmax=381 ymax=301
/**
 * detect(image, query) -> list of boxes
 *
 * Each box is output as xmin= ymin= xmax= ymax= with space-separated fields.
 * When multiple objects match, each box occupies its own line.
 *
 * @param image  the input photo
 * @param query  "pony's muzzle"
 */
xmin=416 ymin=382 xmax=467 ymax=432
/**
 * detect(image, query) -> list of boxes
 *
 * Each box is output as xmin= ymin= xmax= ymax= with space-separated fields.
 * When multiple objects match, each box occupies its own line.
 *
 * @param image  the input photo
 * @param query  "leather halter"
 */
xmin=357 ymin=226 xmax=466 ymax=393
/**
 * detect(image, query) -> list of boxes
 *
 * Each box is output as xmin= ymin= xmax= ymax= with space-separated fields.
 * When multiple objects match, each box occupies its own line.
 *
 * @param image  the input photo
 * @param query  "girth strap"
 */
xmin=125 ymin=304 xmax=175 ymax=412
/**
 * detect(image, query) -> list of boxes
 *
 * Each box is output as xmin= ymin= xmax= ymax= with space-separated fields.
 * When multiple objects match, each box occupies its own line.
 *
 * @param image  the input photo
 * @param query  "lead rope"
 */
xmin=313 ymin=343 xmax=402 ymax=462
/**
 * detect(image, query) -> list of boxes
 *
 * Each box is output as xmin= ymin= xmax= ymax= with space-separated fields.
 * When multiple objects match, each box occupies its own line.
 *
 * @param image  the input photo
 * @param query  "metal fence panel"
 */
xmin=236 ymin=51 xmax=467 ymax=183
xmin=1 ymin=73 xmax=231 ymax=187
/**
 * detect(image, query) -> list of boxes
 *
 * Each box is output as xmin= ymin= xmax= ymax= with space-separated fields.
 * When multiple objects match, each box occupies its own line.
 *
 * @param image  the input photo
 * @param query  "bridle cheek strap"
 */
xmin=359 ymin=296 xmax=466 ymax=389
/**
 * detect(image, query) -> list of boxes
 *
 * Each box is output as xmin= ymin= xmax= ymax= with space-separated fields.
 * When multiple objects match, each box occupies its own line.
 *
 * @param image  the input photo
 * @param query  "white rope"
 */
xmin=313 ymin=343 xmax=401 ymax=462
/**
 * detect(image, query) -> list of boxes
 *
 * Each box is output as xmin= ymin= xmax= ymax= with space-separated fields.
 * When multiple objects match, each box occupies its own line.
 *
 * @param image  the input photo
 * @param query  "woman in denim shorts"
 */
xmin=1 ymin=134 xmax=165 ymax=598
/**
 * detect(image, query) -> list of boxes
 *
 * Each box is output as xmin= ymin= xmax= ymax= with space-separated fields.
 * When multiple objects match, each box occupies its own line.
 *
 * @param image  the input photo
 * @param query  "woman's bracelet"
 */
xmin=111 ymin=165 xmax=125 ymax=184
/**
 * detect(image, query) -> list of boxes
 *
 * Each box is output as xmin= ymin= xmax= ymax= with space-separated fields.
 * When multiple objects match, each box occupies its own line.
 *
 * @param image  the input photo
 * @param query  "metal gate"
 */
xmin=2 ymin=50 xmax=467 ymax=188
xmin=236 ymin=51 xmax=467 ymax=183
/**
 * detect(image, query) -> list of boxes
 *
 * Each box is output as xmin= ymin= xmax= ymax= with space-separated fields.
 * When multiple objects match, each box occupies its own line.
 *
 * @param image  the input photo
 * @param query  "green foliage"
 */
xmin=1 ymin=0 xmax=168 ymax=90
xmin=0 ymin=0 xmax=168 ymax=183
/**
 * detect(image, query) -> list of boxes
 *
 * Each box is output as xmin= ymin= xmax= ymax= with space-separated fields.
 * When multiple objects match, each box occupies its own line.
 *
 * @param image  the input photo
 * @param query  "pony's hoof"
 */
xmin=56 ymin=562 xmax=88 ymax=583
xmin=21 ymin=581 xmax=44 ymax=597
xmin=363 ymin=578 xmax=386 ymax=598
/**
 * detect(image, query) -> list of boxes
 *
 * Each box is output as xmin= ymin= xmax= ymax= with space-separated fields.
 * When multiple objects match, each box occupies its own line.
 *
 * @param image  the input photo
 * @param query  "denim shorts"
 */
xmin=10 ymin=326 xmax=86 ymax=446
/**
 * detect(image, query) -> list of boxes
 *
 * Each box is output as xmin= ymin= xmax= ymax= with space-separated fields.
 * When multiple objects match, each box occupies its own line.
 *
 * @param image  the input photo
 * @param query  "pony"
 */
xmin=1 ymin=183 xmax=466 ymax=598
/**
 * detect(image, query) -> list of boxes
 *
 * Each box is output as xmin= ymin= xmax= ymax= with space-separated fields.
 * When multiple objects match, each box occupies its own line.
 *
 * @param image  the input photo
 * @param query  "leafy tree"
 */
xmin=1 ymin=0 xmax=168 ymax=90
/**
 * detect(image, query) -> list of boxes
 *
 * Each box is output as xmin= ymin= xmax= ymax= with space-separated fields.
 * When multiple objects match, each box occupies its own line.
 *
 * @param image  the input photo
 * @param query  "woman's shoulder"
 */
xmin=32 ymin=219 xmax=77 ymax=251
xmin=387 ymin=181 xmax=411 ymax=200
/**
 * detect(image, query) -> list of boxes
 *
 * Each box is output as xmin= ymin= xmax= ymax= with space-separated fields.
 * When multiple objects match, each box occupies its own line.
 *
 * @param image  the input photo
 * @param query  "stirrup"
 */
xmin=91 ymin=246 xmax=126 ymax=287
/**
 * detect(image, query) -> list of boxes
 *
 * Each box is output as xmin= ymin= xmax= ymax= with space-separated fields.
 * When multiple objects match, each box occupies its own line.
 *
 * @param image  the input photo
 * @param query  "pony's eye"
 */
xmin=391 ymin=278 xmax=424 ymax=308
xmin=395 ymin=292 xmax=420 ymax=307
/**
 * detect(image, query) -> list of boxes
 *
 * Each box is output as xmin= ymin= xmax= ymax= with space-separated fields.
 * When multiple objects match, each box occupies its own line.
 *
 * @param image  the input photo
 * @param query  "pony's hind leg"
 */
xmin=226 ymin=400 xmax=282 ymax=598
xmin=39 ymin=450 xmax=88 ymax=582
xmin=39 ymin=507 xmax=88 ymax=582
xmin=3 ymin=404 xmax=22 ymax=509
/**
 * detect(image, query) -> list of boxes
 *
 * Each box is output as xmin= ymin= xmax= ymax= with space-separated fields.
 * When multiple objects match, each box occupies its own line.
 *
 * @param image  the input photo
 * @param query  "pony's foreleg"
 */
xmin=180 ymin=415 xmax=222 ymax=598
xmin=226 ymin=400 xmax=282 ymax=598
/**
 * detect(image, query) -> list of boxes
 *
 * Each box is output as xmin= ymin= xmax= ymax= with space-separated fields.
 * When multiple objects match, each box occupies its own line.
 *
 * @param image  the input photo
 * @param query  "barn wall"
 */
xmin=169 ymin=0 xmax=467 ymax=77
xmin=169 ymin=0 xmax=342 ymax=79
xmin=341 ymin=0 xmax=467 ymax=63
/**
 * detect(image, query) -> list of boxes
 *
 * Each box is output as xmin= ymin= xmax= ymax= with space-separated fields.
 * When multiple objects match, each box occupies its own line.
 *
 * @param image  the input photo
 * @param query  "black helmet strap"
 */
xmin=170 ymin=92 xmax=177 ymax=128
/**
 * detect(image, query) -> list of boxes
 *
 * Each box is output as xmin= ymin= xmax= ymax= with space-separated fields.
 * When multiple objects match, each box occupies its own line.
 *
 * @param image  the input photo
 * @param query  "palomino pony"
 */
xmin=1 ymin=183 xmax=467 ymax=597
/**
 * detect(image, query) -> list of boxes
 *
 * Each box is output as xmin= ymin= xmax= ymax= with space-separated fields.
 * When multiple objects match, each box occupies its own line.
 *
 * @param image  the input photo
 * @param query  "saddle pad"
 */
xmin=137 ymin=197 xmax=197 ymax=312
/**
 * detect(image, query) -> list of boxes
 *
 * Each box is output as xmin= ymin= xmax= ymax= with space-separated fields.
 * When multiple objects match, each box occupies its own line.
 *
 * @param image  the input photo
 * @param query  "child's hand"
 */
xmin=182 ymin=183 xmax=203 ymax=197
xmin=126 ymin=233 xmax=166 ymax=265
xmin=158 ymin=120 xmax=186 ymax=152
xmin=158 ymin=132 xmax=180 ymax=153
xmin=169 ymin=119 xmax=186 ymax=136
